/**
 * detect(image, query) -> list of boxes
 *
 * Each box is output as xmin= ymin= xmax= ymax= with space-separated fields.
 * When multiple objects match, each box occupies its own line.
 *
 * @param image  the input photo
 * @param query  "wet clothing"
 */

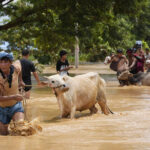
xmin=20 ymin=58 xmax=36 ymax=91
xmin=56 ymin=59 xmax=69 ymax=76
xmin=0 ymin=102 xmax=24 ymax=124
xmin=0 ymin=64 xmax=24 ymax=124
xmin=0 ymin=66 xmax=20 ymax=107
xmin=134 ymin=54 xmax=145 ymax=73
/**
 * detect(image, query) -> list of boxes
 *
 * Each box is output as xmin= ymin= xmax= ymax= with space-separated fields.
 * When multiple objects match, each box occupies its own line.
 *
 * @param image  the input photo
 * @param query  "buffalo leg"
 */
xmin=97 ymin=90 xmax=113 ymax=115
xmin=89 ymin=105 xmax=98 ymax=114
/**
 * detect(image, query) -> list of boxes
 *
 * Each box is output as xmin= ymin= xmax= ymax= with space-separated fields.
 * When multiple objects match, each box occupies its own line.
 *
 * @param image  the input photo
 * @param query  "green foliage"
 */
xmin=0 ymin=0 xmax=149 ymax=63
xmin=34 ymin=62 xmax=44 ymax=74
xmin=142 ymin=40 xmax=150 ymax=50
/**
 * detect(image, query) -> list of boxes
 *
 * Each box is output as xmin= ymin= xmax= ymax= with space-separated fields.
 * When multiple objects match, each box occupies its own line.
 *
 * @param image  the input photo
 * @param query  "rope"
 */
xmin=24 ymin=84 xmax=48 ymax=87
xmin=25 ymin=84 xmax=36 ymax=87
xmin=19 ymin=87 xmax=28 ymax=121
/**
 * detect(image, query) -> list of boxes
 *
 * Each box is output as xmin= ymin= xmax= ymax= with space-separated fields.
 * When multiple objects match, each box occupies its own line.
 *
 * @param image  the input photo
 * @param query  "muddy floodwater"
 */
xmin=1 ymin=64 xmax=150 ymax=150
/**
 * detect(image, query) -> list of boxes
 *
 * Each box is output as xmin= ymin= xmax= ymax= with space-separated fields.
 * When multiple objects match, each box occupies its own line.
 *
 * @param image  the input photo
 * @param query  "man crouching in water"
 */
xmin=109 ymin=49 xmax=129 ymax=86
xmin=0 ymin=52 xmax=24 ymax=135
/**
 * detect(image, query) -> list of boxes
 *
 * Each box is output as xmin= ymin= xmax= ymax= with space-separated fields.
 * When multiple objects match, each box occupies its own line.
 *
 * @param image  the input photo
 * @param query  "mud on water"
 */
xmin=0 ymin=82 xmax=149 ymax=150
xmin=1 ymin=64 xmax=150 ymax=150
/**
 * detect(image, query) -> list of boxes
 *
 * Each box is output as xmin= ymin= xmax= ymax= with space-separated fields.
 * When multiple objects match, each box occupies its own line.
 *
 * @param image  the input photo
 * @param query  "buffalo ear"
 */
xmin=62 ymin=75 xmax=69 ymax=81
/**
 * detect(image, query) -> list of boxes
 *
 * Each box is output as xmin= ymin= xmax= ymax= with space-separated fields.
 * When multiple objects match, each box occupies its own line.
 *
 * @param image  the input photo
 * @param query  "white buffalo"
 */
xmin=46 ymin=72 xmax=113 ymax=119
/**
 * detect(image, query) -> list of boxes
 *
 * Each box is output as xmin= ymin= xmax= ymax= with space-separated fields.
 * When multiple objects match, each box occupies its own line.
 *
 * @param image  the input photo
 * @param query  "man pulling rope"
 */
xmin=0 ymin=51 xmax=42 ymax=136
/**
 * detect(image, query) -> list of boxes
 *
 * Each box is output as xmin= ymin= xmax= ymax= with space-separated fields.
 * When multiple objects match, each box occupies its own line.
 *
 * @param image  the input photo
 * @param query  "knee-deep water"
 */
xmin=1 ymin=72 xmax=150 ymax=150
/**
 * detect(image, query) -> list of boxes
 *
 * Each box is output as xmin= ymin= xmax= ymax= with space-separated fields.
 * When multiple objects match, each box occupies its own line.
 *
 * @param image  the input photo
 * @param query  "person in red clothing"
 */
xmin=133 ymin=47 xmax=145 ymax=73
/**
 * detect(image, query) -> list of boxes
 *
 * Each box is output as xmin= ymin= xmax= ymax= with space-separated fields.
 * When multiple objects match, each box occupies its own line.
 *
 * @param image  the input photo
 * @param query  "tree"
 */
xmin=0 ymin=0 xmax=149 ymax=63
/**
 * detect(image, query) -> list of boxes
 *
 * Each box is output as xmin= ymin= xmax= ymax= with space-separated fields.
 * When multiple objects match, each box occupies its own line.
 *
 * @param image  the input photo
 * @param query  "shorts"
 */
xmin=23 ymin=79 xmax=32 ymax=92
xmin=0 ymin=102 xmax=24 ymax=124
xmin=24 ymin=86 xmax=32 ymax=92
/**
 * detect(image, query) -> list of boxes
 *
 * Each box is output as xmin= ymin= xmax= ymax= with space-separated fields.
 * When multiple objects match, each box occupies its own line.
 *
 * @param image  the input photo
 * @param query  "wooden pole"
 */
xmin=75 ymin=36 xmax=79 ymax=68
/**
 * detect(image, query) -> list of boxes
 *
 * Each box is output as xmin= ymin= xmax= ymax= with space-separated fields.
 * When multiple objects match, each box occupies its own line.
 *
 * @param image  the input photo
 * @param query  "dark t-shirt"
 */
xmin=20 ymin=58 xmax=36 ymax=83
xmin=56 ymin=59 xmax=69 ymax=75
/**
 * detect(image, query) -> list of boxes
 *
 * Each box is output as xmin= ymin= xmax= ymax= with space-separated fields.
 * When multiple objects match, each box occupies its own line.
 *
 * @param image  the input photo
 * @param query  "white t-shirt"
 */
xmin=145 ymin=53 xmax=150 ymax=60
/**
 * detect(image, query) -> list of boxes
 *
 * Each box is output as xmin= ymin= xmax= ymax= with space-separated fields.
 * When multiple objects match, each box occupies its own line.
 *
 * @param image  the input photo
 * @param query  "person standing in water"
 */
xmin=56 ymin=50 xmax=73 ymax=76
xmin=0 ymin=52 xmax=24 ymax=135
xmin=126 ymin=48 xmax=137 ymax=74
xmin=110 ymin=49 xmax=129 ymax=73
xmin=133 ymin=46 xmax=145 ymax=73
xmin=109 ymin=49 xmax=129 ymax=86
xmin=20 ymin=50 xmax=43 ymax=99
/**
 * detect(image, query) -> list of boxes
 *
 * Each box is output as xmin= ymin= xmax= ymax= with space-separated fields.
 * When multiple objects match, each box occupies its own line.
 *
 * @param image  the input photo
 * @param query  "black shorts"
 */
xmin=23 ymin=79 xmax=32 ymax=92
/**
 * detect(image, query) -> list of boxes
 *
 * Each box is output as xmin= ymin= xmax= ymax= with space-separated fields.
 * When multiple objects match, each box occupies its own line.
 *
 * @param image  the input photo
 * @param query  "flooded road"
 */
xmin=1 ymin=71 xmax=150 ymax=149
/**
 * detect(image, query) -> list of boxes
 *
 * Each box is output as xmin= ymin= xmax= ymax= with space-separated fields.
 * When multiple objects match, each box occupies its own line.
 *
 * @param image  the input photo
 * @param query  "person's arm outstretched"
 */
xmin=0 ymin=95 xmax=23 ymax=102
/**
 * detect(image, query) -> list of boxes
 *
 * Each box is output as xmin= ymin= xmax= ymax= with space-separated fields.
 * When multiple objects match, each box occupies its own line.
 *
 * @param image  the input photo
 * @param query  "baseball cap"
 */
xmin=0 ymin=51 xmax=13 ymax=61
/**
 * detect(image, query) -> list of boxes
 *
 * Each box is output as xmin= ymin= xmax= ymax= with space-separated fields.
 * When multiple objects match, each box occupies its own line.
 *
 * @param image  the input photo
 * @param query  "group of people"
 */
xmin=2 ymin=45 xmax=150 ymax=135
xmin=106 ymin=44 xmax=150 ymax=86
xmin=0 ymin=49 xmax=73 ymax=135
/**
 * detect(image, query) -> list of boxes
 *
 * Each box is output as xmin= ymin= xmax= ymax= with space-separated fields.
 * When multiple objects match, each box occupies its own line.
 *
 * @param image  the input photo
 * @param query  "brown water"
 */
xmin=1 ymin=82 xmax=150 ymax=150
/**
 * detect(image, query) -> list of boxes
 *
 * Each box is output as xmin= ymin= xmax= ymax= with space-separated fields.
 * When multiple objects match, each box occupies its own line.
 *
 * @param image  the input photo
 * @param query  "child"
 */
xmin=56 ymin=50 xmax=73 ymax=76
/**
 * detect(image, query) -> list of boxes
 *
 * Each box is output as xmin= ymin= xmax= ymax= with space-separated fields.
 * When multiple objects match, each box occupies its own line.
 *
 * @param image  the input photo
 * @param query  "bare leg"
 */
xmin=12 ymin=112 xmax=24 ymax=122
xmin=0 ymin=122 xmax=9 ymax=135
xmin=25 ymin=91 xmax=30 ymax=99
xmin=89 ymin=105 xmax=98 ymax=114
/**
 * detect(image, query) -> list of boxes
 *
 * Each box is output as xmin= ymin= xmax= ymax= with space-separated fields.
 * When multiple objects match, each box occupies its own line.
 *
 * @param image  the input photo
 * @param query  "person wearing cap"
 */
xmin=0 ymin=51 xmax=24 ymax=135
xmin=56 ymin=50 xmax=73 ymax=76
xmin=20 ymin=50 xmax=45 ymax=99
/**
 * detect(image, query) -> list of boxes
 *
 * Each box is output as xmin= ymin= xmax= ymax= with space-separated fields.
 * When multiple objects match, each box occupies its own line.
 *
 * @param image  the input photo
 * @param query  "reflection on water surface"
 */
xmin=1 ymin=73 xmax=150 ymax=150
